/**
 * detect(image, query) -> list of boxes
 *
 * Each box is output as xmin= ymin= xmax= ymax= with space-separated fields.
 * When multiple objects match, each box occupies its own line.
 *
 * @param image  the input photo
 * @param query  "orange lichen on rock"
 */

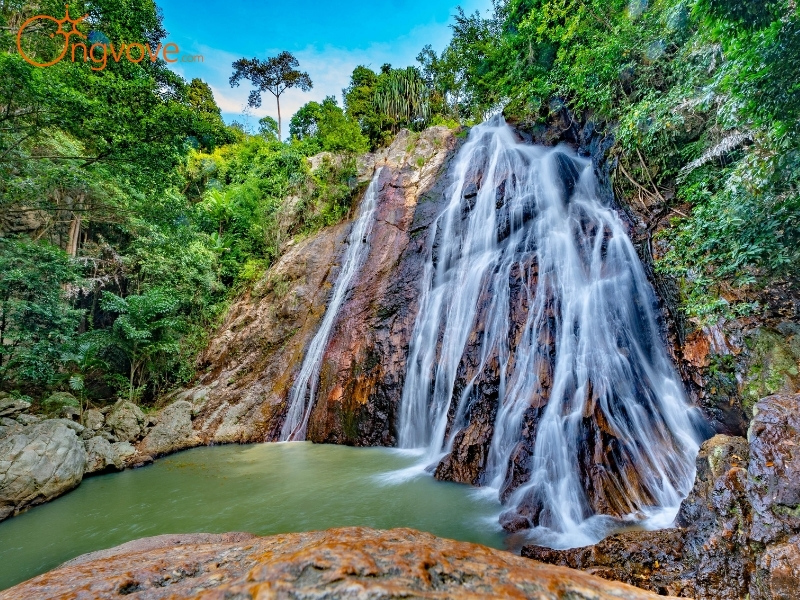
xmin=2 ymin=527 xmax=676 ymax=600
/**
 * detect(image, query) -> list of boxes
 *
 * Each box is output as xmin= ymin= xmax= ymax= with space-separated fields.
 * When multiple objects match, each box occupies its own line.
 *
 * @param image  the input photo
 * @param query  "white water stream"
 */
xmin=280 ymin=168 xmax=383 ymax=441
xmin=397 ymin=116 xmax=702 ymax=547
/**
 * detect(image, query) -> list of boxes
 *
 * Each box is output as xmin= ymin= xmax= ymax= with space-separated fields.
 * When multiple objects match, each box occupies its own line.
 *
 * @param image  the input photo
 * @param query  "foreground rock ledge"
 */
xmin=2 ymin=527 xmax=674 ymax=600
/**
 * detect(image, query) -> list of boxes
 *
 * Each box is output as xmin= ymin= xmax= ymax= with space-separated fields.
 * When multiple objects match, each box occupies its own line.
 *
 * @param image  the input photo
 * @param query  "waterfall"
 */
xmin=281 ymin=168 xmax=383 ymax=441
xmin=398 ymin=116 xmax=702 ymax=547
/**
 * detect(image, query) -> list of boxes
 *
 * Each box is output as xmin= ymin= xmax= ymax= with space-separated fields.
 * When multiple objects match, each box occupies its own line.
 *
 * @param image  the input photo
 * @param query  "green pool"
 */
xmin=0 ymin=442 xmax=505 ymax=590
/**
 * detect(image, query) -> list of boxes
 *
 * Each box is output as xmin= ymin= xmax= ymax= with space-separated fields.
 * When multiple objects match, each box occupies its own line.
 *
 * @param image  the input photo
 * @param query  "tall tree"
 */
xmin=229 ymin=51 xmax=313 ymax=139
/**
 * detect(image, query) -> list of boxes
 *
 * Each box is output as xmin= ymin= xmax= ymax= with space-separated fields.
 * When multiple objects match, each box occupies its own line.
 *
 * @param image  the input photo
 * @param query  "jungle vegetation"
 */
xmin=1 ymin=0 xmax=797 ymax=411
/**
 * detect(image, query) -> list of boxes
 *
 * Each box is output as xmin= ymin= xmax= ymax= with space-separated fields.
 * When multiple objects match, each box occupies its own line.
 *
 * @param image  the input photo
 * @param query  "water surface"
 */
xmin=0 ymin=443 xmax=504 ymax=590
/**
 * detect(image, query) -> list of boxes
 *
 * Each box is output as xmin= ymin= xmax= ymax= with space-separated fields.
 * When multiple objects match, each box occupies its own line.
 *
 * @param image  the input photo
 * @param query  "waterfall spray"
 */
xmin=398 ymin=117 xmax=702 ymax=547
xmin=281 ymin=168 xmax=383 ymax=441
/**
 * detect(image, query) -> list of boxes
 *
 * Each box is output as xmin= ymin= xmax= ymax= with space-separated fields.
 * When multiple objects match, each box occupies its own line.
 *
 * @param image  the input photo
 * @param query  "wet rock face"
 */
xmin=523 ymin=393 xmax=800 ymax=600
xmin=3 ymin=527 xmax=675 ymax=600
xmin=298 ymin=129 xmax=459 ymax=446
xmin=188 ymin=127 xmax=457 ymax=445
xmin=747 ymin=393 xmax=800 ymax=545
xmin=523 ymin=434 xmax=753 ymax=599
xmin=0 ymin=420 xmax=86 ymax=521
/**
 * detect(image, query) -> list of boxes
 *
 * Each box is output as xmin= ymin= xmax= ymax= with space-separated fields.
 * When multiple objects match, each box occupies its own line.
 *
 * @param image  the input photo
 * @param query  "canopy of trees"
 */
xmin=3 ymin=0 xmax=797 ymax=411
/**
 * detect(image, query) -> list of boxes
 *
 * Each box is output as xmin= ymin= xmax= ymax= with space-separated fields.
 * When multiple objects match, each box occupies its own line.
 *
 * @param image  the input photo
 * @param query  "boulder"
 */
xmin=82 ymin=409 xmax=104 ymax=432
xmin=41 ymin=392 xmax=79 ymax=415
xmin=754 ymin=536 xmax=800 ymax=600
xmin=0 ymin=420 xmax=86 ymax=521
xmin=747 ymin=393 xmax=800 ymax=544
xmin=51 ymin=418 xmax=85 ymax=435
xmin=111 ymin=441 xmax=136 ymax=464
xmin=15 ymin=414 xmax=41 ymax=426
xmin=2 ymin=527 xmax=675 ymax=600
xmin=0 ymin=399 xmax=31 ymax=418
xmin=59 ymin=406 xmax=80 ymax=421
xmin=105 ymin=400 xmax=146 ymax=442
xmin=138 ymin=401 xmax=201 ymax=457
xmin=84 ymin=437 xmax=122 ymax=475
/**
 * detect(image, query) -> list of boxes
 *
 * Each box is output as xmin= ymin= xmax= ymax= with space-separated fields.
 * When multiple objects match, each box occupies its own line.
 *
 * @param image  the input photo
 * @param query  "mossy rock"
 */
xmin=42 ymin=392 xmax=80 ymax=414
xmin=741 ymin=328 xmax=800 ymax=415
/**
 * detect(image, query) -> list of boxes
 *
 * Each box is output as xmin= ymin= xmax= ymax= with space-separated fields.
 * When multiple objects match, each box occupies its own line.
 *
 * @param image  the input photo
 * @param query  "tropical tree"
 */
xmin=229 ymin=51 xmax=313 ymax=139
xmin=0 ymin=237 xmax=82 ymax=390
xmin=290 ymin=97 xmax=368 ymax=154
xmin=97 ymin=289 xmax=182 ymax=402
xmin=258 ymin=116 xmax=280 ymax=140
xmin=373 ymin=66 xmax=431 ymax=132
xmin=60 ymin=339 xmax=108 ymax=417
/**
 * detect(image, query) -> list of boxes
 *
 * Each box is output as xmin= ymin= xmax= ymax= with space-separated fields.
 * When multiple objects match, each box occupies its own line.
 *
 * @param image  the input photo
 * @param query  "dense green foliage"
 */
xmin=289 ymin=97 xmax=369 ymax=154
xmin=4 ymin=0 xmax=795 ymax=410
xmin=341 ymin=64 xmax=438 ymax=149
xmin=0 ymin=1 xmax=364 ymax=407
xmin=0 ymin=238 xmax=82 ymax=389
xmin=425 ymin=0 xmax=799 ymax=322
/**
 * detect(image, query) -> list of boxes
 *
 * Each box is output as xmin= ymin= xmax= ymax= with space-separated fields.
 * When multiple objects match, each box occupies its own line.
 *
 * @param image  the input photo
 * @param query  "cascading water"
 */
xmin=398 ymin=116 xmax=702 ymax=547
xmin=281 ymin=168 xmax=383 ymax=441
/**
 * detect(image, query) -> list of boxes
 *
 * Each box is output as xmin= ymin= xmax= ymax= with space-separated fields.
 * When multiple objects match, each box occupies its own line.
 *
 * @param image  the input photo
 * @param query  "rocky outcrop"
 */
xmin=187 ymin=127 xmax=458 ymax=445
xmin=0 ymin=398 xmax=31 ymax=419
xmin=522 ymin=393 xmax=800 ymax=600
xmin=138 ymin=400 xmax=201 ymax=457
xmin=84 ymin=438 xmax=136 ymax=475
xmin=0 ymin=394 xmax=207 ymax=519
xmin=0 ymin=420 xmax=86 ymax=520
xmin=3 ymin=527 xmax=674 ymax=600
xmin=105 ymin=400 xmax=146 ymax=443
xmin=303 ymin=130 xmax=458 ymax=445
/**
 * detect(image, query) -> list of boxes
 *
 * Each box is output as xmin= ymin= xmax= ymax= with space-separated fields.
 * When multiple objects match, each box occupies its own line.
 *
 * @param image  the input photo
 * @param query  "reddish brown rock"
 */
xmin=2 ymin=527 xmax=676 ymax=600
xmin=305 ymin=130 xmax=458 ymax=445
xmin=180 ymin=128 xmax=457 ymax=445
xmin=523 ymin=434 xmax=753 ymax=599
xmin=523 ymin=394 xmax=800 ymax=600
xmin=753 ymin=535 xmax=800 ymax=600
xmin=747 ymin=393 xmax=800 ymax=545
xmin=523 ymin=529 xmax=692 ymax=597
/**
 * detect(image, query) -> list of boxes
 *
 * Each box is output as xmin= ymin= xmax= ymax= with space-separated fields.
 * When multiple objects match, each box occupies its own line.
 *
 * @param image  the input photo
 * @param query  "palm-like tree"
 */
xmin=373 ymin=67 xmax=431 ymax=132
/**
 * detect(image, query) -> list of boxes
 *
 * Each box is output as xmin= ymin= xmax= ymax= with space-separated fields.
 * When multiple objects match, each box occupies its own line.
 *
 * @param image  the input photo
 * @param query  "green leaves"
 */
xmin=0 ymin=237 xmax=83 ymax=389
xmin=98 ymin=288 xmax=183 ymax=401
xmin=373 ymin=66 xmax=431 ymax=130
xmin=290 ymin=97 xmax=369 ymax=154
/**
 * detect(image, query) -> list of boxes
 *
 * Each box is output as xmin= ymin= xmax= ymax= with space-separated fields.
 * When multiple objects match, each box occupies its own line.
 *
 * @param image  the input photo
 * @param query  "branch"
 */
xmin=636 ymin=148 xmax=667 ymax=204
xmin=616 ymin=160 xmax=654 ymax=214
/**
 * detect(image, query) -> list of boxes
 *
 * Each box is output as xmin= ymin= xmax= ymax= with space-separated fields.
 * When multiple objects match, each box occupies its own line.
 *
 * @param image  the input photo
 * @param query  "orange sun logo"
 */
xmin=17 ymin=5 xmax=89 ymax=67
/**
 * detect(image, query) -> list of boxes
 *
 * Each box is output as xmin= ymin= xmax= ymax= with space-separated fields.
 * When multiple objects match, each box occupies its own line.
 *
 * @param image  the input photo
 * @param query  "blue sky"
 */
xmin=157 ymin=0 xmax=492 ymax=133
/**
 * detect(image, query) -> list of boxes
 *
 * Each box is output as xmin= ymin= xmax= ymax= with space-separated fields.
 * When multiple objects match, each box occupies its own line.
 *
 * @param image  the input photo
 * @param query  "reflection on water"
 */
xmin=0 ymin=443 xmax=504 ymax=590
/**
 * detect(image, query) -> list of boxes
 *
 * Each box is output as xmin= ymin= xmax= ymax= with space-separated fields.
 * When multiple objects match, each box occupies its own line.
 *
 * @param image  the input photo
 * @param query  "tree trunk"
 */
xmin=129 ymin=355 xmax=136 ymax=402
xmin=67 ymin=212 xmax=82 ymax=257
xmin=276 ymin=94 xmax=282 ymax=140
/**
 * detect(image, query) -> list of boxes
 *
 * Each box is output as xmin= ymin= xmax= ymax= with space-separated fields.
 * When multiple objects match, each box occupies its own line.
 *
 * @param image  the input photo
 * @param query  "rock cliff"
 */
xmin=522 ymin=393 xmax=800 ymax=600
xmin=184 ymin=127 xmax=458 ymax=445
